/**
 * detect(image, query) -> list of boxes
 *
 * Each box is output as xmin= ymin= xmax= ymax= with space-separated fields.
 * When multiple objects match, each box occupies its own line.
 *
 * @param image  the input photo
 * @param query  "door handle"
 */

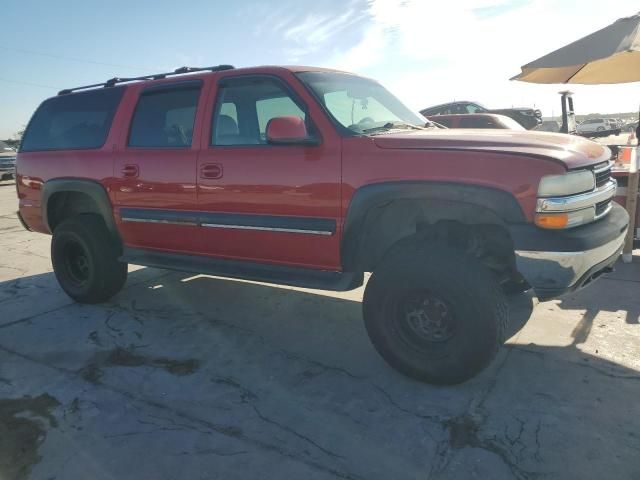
xmin=121 ymin=164 xmax=139 ymax=178
xmin=200 ymin=163 xmax=223 ymax=179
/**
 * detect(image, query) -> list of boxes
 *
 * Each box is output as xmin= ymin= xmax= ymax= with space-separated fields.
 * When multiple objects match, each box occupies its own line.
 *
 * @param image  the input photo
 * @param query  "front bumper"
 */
xmin=510 ymin=202 xmax=628 ymax=300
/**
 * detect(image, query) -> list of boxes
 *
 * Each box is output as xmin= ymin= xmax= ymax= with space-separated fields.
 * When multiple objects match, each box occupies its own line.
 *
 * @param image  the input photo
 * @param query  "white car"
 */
xmin=577 ymin=118 xmax=612 ymax=133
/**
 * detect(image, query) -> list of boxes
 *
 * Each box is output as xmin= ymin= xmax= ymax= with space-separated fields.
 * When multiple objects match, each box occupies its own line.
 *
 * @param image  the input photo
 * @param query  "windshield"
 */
xmin=297 ymin=71 xmax=427 ymax=134
xmin=499 ymin=116 xmax=526 ymax=130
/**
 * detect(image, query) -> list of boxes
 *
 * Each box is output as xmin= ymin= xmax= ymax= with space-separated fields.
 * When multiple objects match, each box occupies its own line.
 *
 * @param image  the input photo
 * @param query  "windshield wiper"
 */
xmin=362 ymin=121 xmax=425 ymax=134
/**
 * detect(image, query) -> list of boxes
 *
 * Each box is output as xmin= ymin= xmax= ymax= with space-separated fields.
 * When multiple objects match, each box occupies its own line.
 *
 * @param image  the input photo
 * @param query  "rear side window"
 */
xmin=128 ymin=84 xmax=201 ymax=148
xmin=21 ymin=88 xmax=124 ymax=152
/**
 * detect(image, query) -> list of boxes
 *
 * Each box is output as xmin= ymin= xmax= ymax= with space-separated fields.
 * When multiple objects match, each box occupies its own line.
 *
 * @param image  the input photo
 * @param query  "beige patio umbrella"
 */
xmin=511 ymin=12 xmax=640 ymax=84
xmin=513 ymin=12 xmax=640 ymax=263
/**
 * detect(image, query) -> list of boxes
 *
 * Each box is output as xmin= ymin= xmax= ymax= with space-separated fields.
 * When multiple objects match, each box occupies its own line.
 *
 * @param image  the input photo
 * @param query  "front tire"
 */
xmin=363 ymin=243 xmax=508 ymax=385
xmin=51 ymin=214 xmax=127 ymax=303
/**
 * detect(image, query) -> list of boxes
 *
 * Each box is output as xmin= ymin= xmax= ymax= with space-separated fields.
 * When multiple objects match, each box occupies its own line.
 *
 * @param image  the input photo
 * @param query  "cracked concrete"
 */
xmin=1 ymin=185 xmax=640 ymax=479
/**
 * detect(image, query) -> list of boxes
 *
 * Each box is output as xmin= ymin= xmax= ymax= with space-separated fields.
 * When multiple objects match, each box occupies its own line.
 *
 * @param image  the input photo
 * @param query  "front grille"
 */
xmin=593 ymin=162 xmax=612 ymax=188
xmin=595 ymin=199 xmax=611 ymax=217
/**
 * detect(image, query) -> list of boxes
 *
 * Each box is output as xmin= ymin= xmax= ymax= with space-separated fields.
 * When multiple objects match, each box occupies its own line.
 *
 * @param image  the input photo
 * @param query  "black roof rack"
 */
xmin=57 ymin=64 xmax=235 ymax=95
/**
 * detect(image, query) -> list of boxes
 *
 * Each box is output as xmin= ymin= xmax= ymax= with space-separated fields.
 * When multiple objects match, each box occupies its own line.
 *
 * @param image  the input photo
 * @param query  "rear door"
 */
xmin=113 ymin=81 xmax=204 ymax=253
xmin=196 ymin=73 xmax=342 ymax=269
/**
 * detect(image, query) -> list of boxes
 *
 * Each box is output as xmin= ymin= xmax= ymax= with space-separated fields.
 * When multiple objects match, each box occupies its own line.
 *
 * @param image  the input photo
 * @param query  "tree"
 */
xmin=4 ymin=128 xmax=24 ymax=149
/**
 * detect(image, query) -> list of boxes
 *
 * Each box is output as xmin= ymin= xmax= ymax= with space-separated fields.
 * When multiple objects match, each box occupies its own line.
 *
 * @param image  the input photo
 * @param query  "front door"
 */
xmin=197 ymin=74 xmax=342 ymax=270
xmin=113 ymin=81 xmax=204 ymax=254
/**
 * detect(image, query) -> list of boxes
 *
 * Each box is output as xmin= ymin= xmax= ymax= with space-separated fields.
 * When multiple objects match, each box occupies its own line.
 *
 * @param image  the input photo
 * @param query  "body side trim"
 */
xmin=118 ymin=208 xmax=336 ymax=235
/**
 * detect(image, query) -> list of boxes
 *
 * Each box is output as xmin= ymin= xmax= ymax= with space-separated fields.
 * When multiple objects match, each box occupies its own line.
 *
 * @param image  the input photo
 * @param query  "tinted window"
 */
xmin=21 ymin=87 xmax=124 ymax=152
xmin=432 ymin=118 xmax=452 ymax=128
xmin=256 ymin=96 xmax=304 ymax=135
xmin=129 ymin=84 xmax=201 ymax=148
xmin=443 ymin=104 xmax=468 ymax=115
xmin=212 ymin=77 xmax=306 ymax=146
xmin=465 ymin=103 xmax=486 ymax=114
xmin=459 ymin=117 xmax=497 ymax=128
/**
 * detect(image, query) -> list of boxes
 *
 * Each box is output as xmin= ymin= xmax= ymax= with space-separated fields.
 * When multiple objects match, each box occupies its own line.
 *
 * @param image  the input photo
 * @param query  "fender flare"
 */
xmin=341 ymin=181 xmax=525 ymax=272
xmin=42 ymin=178 xmax=119 ymax=241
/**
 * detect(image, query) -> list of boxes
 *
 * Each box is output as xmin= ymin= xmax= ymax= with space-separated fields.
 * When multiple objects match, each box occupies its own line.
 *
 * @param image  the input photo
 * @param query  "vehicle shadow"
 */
xmin=555 ymin=257 xmax=640 ymax=351
xmin=1 ymin=268 xmax=640 ymax=479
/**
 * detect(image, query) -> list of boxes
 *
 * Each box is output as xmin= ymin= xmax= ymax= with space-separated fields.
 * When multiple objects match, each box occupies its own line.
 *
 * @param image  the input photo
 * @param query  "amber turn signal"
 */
xmin=535 ymin=213 xmax=569 ymax=229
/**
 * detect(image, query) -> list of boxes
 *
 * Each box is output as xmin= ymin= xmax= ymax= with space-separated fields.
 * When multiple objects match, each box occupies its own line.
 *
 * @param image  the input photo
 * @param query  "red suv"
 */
xmin=16 ymin=65 xmax=628 ymax=384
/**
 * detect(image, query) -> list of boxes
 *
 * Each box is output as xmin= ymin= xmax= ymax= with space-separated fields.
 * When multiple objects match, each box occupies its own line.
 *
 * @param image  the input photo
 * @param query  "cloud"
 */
xmin=472 ymin=0 xmax=532 ymax=19
xmin=251 ymin=0 xmax=369 ymax=61
xmin=324 ymin=0 xmax=640 ymax=117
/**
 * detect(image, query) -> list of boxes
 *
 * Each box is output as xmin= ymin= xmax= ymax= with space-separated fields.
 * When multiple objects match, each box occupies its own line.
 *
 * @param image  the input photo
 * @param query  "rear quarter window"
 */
xmin=21 ymin=87 xmax=124 ymax=152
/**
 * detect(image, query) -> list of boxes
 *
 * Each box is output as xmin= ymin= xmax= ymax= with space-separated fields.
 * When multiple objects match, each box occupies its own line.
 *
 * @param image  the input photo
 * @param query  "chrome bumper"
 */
xmin=515 ymin=229 xmax=626 ymax=300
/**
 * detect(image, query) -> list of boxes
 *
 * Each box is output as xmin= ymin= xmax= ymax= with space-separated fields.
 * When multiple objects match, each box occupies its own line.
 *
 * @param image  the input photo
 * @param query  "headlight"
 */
xmin=535 ymin=207 xmax=595 ymax=229
xmin=537 ymin=170 xmax=595 ymax=197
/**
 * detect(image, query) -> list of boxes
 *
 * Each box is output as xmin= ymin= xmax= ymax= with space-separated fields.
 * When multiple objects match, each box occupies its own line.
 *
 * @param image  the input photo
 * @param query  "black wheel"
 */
xmin=597 ymin=126 xmax=605 ymax=132
xmin=51 ymin=214 xmax=127 ymax=303
xmin=363 ymin=243 xmax=508 ymax=385
xmin=502 ymin=277 xmax=530 ymax=295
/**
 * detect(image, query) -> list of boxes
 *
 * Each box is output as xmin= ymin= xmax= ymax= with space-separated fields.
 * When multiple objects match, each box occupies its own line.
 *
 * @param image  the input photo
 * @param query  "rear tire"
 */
xmin=363 ymin=243 xmax=508 ymax=385
xmin=51 ymin=214 xmax=127 ymax=304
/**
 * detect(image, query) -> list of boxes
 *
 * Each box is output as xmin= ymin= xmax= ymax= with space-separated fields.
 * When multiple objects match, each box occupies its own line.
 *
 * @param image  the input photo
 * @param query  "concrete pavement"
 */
xmin=1 ymin=182 xmax=639 ymax=479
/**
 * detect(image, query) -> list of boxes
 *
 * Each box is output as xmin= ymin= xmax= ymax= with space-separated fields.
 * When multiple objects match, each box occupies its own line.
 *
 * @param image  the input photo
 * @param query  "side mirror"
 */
xmin=266 ymin=116 xmax=319 ymax=146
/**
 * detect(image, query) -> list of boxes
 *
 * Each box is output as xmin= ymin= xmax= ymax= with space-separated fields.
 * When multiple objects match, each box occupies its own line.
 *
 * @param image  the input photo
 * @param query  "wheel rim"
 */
xmin=394 ymin=290 xmax=456 ymax=346
xmin=62 ymin=240 xmax=91 ymax=286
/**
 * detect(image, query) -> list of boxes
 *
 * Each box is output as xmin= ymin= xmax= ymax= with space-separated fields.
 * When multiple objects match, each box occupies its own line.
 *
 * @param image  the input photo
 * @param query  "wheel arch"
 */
xmin=42 ymin=178 xmax=120 ymax=243
xmin=341 ymin=181 xmax=525 ymax=272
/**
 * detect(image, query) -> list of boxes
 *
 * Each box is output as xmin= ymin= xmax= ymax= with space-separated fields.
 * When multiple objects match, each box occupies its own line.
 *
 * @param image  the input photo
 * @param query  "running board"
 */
xmin=120 ymin=248 xmax=363 ymax=292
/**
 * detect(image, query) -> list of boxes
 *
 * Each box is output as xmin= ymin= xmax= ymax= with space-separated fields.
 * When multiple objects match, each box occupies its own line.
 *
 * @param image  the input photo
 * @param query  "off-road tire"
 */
xmin=51 ymin=214 xmax=127 ymax=303
xmin=363 ymin=243 xmax=508 ymax=385
xmin=502 ymin=278 xmax=530 ymax=295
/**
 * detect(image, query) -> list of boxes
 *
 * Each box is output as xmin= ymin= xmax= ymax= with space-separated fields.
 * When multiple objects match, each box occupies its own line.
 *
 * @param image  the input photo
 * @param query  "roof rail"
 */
xmin=57 ymin=64 xmax=235 ymax=95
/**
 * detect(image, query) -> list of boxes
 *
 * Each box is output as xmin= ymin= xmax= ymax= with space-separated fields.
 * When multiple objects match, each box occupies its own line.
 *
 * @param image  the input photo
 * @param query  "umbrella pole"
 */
xmin=622 ymin=146 xmax=639 ymax=263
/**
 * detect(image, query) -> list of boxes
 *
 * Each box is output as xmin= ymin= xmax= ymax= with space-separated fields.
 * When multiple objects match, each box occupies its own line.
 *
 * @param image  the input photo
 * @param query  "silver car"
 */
xmin=0 ymin=140 xmax=17 ymax=180
xmin=576 ymin=118 xmax=612 ymax=133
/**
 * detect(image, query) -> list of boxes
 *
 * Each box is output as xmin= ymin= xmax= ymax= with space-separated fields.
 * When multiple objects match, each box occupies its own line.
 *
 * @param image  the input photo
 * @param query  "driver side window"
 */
xmin=211 ymin=77 xmax=306 ymax=146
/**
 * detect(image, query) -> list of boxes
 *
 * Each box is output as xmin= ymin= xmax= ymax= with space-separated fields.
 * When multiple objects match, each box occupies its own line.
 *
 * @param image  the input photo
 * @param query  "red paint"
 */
xmin=265 ymin=116 xmax=309 ymax=143
xmin=16 ymin=66 xmax=609 ymax=271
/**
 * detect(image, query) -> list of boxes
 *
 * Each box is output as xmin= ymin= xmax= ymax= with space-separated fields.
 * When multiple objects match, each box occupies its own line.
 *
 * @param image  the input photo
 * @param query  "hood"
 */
xmin=372 ymin=129 xmax=609 ymax=169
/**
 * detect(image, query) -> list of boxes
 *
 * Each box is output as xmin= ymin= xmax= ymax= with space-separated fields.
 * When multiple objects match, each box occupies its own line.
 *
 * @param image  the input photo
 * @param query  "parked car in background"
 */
xmin=607 ymin=119 xmax=619 ymax=129
xmin=577 ymin=118 xmax=617 ymax=134
xmin=426 ymin=113 xmax=524 ymax=130
xmin=420 ymin=101 xmax=542 ymax=130
xmin=0 ymin=140 xmax=16 ymax=180
xmin=624 ymin=120 xmax=638 ymax=132
xmin=535 ymin=120 xmax=561 ymax=133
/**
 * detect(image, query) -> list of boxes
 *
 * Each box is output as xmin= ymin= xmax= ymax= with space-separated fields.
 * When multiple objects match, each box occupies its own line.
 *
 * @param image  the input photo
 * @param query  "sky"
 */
xmin=1 ymin=0 xmax=639 ymax=138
